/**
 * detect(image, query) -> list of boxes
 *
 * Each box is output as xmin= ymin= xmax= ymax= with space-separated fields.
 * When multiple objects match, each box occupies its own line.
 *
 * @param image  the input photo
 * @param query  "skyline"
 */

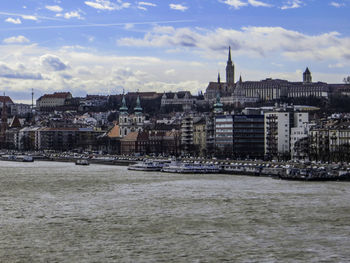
xmin=0 ymin=0 xmax=349 ymax=103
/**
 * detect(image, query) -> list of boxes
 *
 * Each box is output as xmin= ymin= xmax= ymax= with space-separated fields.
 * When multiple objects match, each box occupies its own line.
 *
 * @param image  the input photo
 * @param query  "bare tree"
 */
xmin=344 ymin=76 xmax=350 ymax=84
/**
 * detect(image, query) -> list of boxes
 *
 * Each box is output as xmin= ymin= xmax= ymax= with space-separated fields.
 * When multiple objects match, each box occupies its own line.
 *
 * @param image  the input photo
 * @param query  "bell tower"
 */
xmin=303 ymin=67 xmax=312 ymax=84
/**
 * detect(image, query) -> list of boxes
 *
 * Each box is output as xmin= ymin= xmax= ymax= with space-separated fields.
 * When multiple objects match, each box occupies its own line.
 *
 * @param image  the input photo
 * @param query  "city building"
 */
xmin=161 ymin=91 xmax=196 ymax=111
xmin=214 ymin=115 xmax=234 ymax=156
xmin=36 ymin=92 xmax=72 ymax=110
xmin=264 ymin=110 xmax=309 ymax=159
xmin=181 ymin=114 xmax=194 ymax=155
xmin=193 ymin=117 xmax=207 ymax=157
xmin=232 ymin=114 xmax=264 ymax=158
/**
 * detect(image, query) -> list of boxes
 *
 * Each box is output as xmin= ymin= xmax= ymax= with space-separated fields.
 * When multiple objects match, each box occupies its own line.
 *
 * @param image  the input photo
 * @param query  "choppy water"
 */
xmin=0 ymin=161 xmax=350 ymax=262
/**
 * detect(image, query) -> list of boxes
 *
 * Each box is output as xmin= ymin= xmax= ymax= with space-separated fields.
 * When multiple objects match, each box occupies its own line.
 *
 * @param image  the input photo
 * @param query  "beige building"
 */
xmin=193 ymin=118 xmax=207 ymax=157
xmin=36 ymin=92 xmax=72 ymax=109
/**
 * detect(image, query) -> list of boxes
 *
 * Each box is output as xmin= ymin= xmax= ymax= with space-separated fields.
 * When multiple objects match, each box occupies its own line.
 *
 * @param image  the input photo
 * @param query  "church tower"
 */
xmin=226 ymin=46 xmax=235 ymax=86
xmin=133 ymin=95 xmax=144 ymax=132
xmin=119 ymin=94 xmax=130 ymax=137
xmin=303 ymin=67 xmax=312 ymax=84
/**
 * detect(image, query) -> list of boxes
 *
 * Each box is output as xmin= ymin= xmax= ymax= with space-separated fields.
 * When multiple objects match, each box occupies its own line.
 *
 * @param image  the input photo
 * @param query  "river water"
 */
xmin=0 ymin=161 xmax=350 ymax=262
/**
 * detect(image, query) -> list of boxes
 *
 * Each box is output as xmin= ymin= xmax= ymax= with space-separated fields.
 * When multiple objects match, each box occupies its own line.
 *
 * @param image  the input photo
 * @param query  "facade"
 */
xmin=214 ymin=115 xmax=234 ymax=155
xmin=264 ymin=112 xmax=291 ymax=158
xmin=193 ymin=118 xmax=207 ymax=157
xmin=264 ymin=111 xmax=309 ymax=159
xmin=120 ymin=131 xmax=149 ymax=155
xmin=36 ymin=92 xmax=72 ymax=109
xmin=161 ymin=91 xmax=196 ymax=111
xmin=11 ymin=103 xmax=32 ymax=117
xmin=214 ymin=114 xmax=264 ymax=158
xmin=310 ymin=122 xmax=350 ymax=162
xmin=233 ymin=115 xmax=264 ymax=158
xmin=181 ymin=114 xmax=194 ymax=155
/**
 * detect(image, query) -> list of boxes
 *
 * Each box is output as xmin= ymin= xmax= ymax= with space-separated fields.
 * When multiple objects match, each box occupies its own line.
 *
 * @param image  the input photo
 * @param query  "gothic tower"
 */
xmin=303 ymin=67 xmax=312 ymax=84
xmin=226 ymin=46 xmax=235 ymax=86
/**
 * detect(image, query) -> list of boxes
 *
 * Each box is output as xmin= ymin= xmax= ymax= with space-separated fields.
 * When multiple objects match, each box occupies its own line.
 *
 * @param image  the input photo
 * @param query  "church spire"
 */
xmin=226 ymin=46 xmax=235 ymax=86
xmin=228 ymin=46 xmax=232 ymax=63
xmin=119 ymin=94 xmax=128 ymax=113
xmin=134 ymin=95 xmax=143 ymax=114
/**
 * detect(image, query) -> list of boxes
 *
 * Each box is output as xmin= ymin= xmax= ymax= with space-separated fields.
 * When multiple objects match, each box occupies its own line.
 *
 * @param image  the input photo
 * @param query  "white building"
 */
xmin=264 ymin=112 xmax=291 ymax=157
xmin=265 ymin=111 xmax=310 ymax=159
xmin=11 ymin=103 xmax=32 ymax=116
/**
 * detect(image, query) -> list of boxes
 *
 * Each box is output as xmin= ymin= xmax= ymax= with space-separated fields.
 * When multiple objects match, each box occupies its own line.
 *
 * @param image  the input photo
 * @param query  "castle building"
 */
xmin=205 ymin=47 xmax=342 ymax=104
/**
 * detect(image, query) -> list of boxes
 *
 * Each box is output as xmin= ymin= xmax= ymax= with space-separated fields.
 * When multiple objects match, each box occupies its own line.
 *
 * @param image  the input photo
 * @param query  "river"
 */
xmin=0 ymin=161 xmax=350 ymax=262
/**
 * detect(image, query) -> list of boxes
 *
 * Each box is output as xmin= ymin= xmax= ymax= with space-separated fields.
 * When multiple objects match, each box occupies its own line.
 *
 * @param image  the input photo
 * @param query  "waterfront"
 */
xmin=0 ymin=161 xmax=350 ymax=262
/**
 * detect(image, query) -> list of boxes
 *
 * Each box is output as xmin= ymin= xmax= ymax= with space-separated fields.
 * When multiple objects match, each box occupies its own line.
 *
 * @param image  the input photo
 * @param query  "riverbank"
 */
xmin=1 ymin=151 xmax=350 ymax=181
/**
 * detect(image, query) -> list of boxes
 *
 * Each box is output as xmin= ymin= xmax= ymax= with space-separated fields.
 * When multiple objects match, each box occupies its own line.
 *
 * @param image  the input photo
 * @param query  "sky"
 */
xmin=0 ymin=0 xmax=349 ymax=103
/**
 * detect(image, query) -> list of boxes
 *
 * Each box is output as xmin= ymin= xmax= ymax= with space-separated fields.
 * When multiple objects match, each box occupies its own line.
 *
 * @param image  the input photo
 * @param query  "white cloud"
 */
xmin=169 ymin=4 xmax=188 ymax=11
xmin=330 ymin=2 xmax=345 ymax=7
xmin=117 ymin=26 xmax=350 ymax=62
xmin=137 ymin=1 xmax=156 ymax=10
xmin=222 ymin=0 xmax=271 ymax=9
xmin=139 ymin=1 xmax=156 ymax=7
xmin=5 ymin=17 xmax=22 ymax=24
xmin=3 ymin=35 xmax=30 ymax=44
xmin=63 ymin=11 xmax=84 ymax=19
xmin=84 ymin=0 xmax=131 ymax=11
xmin=21 ymin=15 xmax=38 ymax=21
xmin=281 ymin=0 xmax=303 ymax=10
xmin=222 ymin=0 xmax=248 ymax=9
xmin=45 ymin=5 xmax=63 ymax=12
xmin=248 ymin=0 xmax=272 ymax=7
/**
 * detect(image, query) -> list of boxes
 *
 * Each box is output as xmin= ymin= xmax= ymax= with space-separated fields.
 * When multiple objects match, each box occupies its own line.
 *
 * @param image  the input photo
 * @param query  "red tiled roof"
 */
xmin=0 ymin=96 xmax=14 ymax=104
xmin=39 ymin=92 xmax=72 ymax=100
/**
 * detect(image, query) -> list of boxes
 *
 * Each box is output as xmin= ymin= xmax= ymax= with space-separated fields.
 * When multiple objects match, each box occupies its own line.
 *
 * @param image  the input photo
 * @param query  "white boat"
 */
xmin=162 ymin=162 xmax=220 ymax=174
xmin=128 ymin=160 xmax=166 ymax=171
xmin=75 ymin=159 xmax=90 ymax=165
xmin=22 ymin=155 xmax=34 ymax=162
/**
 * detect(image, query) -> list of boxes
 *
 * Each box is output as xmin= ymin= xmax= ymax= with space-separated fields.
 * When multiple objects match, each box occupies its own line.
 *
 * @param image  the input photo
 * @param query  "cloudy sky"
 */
xmin=0 ymin=0 xmax=349 ymax=102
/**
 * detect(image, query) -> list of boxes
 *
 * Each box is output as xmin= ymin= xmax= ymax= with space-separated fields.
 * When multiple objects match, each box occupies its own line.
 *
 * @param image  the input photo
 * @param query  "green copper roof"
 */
xmin=134 ymin=95 xmax=143 ymax=114
xmin=119 ymin=96 xmax=128 ymax=112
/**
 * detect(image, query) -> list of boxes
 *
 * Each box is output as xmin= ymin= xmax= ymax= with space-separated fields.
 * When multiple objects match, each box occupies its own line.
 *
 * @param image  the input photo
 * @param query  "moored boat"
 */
xmin=75 ymin=159 xmax=90 ymax=166
xmin=161 ymin=161 xmax=220 ymax=174
xmin=22 ymin=155 xmax=34 ymax=162
xmin=128 ymin=160 xmax=167 ymax=171
xmin=278 ymin=167 xmax=350 ymax=181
